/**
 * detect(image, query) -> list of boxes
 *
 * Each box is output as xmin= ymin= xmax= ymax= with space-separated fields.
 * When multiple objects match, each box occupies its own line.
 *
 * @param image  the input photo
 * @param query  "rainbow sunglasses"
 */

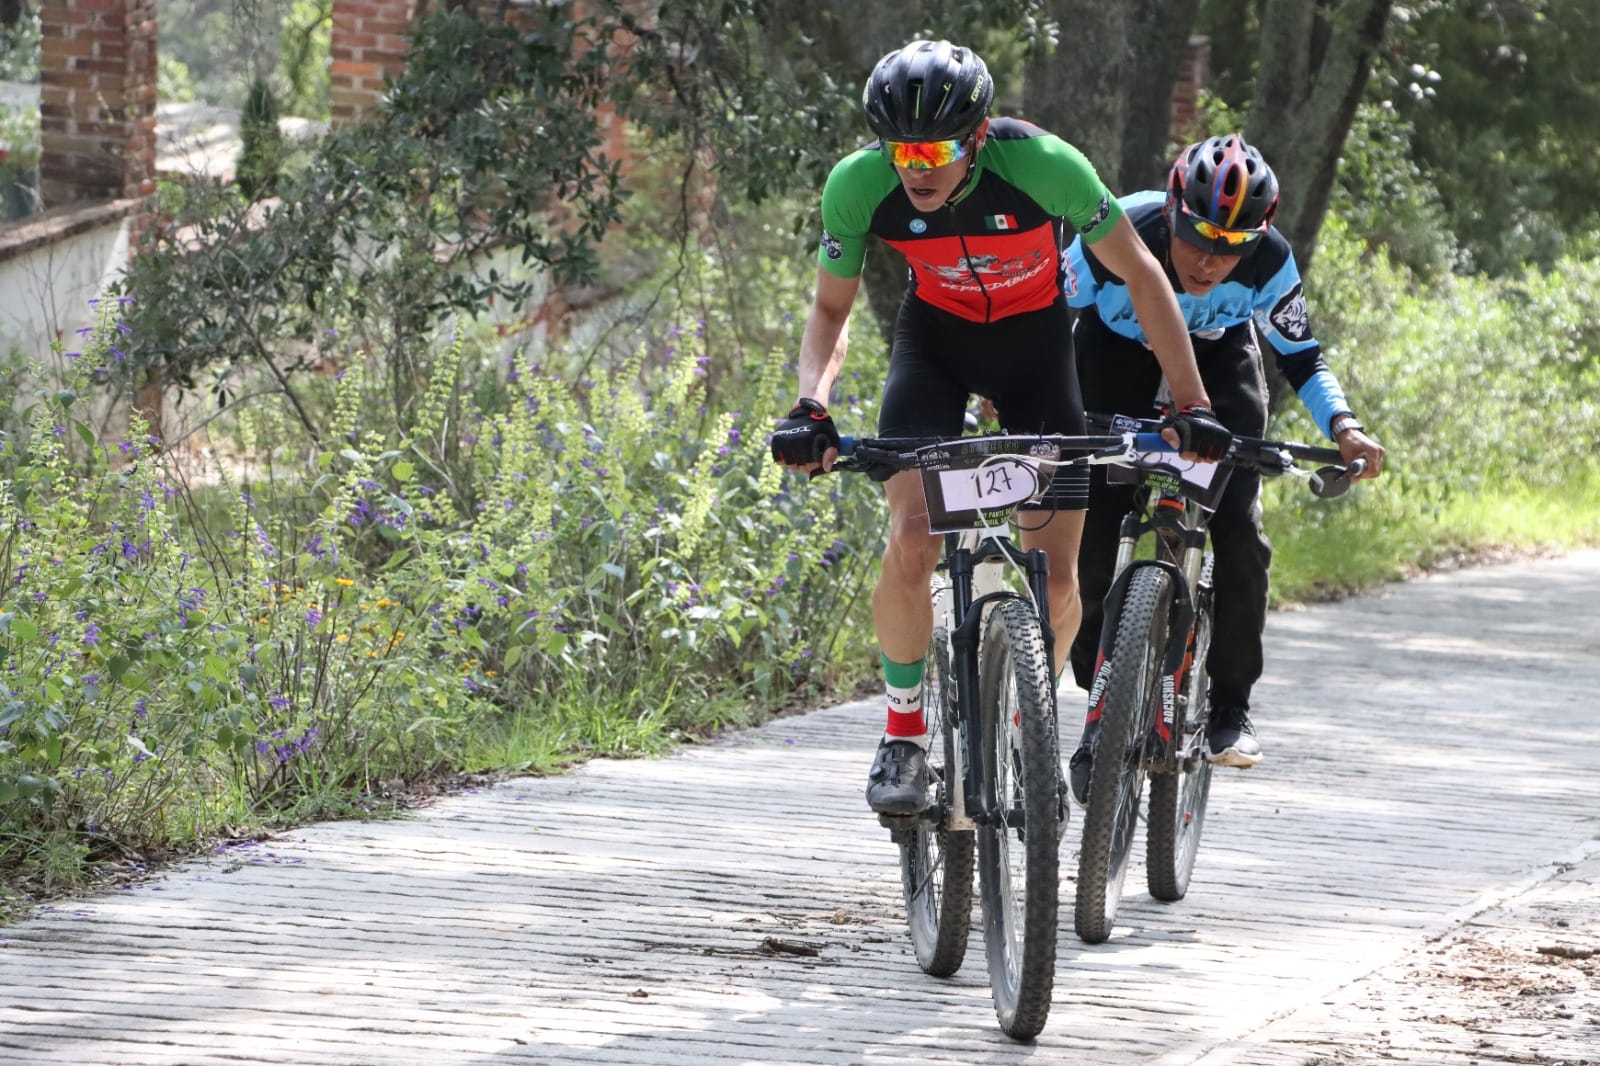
xmin=1174 ymin=197 xmax=1266 ymax=247
xmin=881 ymin=136 xmax=970 ymax=170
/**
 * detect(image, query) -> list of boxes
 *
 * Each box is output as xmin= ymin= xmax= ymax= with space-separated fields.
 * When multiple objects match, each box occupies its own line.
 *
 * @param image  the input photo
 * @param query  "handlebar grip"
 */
xmin=1346 ymin=457 xmax=1369 ymax=479
xmin=837 ymin=435 xmax=856 ymax=457
xmin=1133 ymin=432 xmax=1172 ymax=452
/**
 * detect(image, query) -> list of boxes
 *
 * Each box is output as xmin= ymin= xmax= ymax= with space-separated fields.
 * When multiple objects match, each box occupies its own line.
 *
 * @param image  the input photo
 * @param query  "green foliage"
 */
xmin=0 ymin=303 xmax=491 ymax=898
xmin=0 ymin=3 xmax=38 ymax=83
xmin=0 ymin=7 xmax=39 ymax=222
xmin=1264 ymin=214 xmax=1600 ymax=596
xmin=155 ymin=0 xmax=278 ymax=109
xmin=1329 ymin=99 xmax=1456 ymax=280
xmin=118 ymin=5 xmax=629 ymax=430
xmin=236 ymin=76 xmax=284 ymax=200
xmin=157 ymin=54 xmax=198 ymax=103
xmin=278 ymin=0 xmax=331 ymax=121
xmin=2 ymin=210 xmax=892 ymax=903
xmin=0 ymin=97 xmax=38 ymax=222
xmin=1392 ymin=0 xmax=1600 ymax=275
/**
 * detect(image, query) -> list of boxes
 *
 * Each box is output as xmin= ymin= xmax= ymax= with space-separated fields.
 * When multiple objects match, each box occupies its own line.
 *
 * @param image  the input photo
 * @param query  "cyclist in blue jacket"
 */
xmin=1062 ymin=134 xmax=1385 ymax=804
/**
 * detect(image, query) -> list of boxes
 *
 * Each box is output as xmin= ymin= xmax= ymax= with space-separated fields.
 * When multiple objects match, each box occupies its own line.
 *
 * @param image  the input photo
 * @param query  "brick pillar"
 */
xmin=329 ymin=0 xmax=418 ymax=127
xmin=1169 ymin=36 xmax=1211 ymax=147
xmin=37 ymin=0 xmax=158 ymax=212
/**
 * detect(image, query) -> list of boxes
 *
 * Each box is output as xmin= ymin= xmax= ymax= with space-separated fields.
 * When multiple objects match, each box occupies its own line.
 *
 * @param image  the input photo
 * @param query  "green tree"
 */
xmin=120 ymin=6 xmax=628 ymax=442
xmin=279 ymin=0 xmax=331 ymax=120
xmin=1246 ymin=0 xmax=1395 ymax=271
xmin=1396 ymin=0 xmax=1600 ymax=274
xmin=235 ymin=75 xmax=283 ymax=200
xmin=1025 ymin=0 xmax=1394 ymax=273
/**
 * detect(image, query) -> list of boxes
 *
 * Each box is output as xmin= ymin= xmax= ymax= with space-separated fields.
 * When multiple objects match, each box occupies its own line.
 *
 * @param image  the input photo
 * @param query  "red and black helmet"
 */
xmin=1166 ymin=134 xmax=1280 ymax=255
xmin=861 ymin=40 xmax=993 ymax=143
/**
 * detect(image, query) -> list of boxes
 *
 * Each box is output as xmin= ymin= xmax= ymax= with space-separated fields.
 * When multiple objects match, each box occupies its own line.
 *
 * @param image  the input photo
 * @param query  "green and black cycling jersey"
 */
xmin=818 ymin=117 xmax=1123 ymax=324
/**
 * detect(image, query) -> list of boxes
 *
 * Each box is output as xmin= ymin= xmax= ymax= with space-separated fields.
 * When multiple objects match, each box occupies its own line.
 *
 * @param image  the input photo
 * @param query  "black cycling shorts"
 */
xmin=878 ymin=293 xmax=1089 ymax=511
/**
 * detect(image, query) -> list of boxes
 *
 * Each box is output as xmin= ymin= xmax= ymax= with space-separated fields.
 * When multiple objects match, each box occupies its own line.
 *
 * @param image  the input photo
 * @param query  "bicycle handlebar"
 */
xmin=830 ymin=417 xmax=1365 ymax=499
xmin=1083 ymin=413 xmax=1365 ymax=499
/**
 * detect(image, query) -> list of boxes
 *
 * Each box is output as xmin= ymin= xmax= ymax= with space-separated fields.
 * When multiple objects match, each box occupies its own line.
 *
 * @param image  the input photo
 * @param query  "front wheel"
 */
xmin=1075 ymin=565 xmax=1173 ymax=944
xmin=975 ymin=597 xmax=1062 ymax=1041
xmin=1147 ymin=582 xmax=1215 ymax=902
xmin=897 ymin=626 xmax=974 ymax=976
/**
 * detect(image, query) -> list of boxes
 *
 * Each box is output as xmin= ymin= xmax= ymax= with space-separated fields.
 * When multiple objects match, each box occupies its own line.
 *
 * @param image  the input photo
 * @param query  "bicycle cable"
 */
xmin=964 ymin=444 xmax=1135 ymax=617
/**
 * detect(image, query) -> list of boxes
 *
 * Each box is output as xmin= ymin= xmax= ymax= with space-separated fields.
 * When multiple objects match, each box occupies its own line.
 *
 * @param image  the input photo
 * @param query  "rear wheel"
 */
xmin=976 ymin=598 xmax=1061 ymax=1041
xmin=898 ymin=625 xmax=974 ymax=976
xmin=1146 ymin=578 xmax=1215 ymax=902
xmin=1075 ymin=566 xmax=1172 ymax=944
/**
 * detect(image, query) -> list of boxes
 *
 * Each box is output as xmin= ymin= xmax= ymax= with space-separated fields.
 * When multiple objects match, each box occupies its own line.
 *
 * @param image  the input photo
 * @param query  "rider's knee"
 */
xmin=882 ymin=524 xmax=940 ymax=578
xmin=1048 ymin=569 xmax=1080 ymax=604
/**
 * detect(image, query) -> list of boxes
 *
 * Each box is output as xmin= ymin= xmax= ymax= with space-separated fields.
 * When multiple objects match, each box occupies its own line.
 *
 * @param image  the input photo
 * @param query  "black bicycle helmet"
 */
xmin=862 ymin=40 xmax=993 ymax=143
xmin=1166 ymin=134 xmax=1280 ymax=253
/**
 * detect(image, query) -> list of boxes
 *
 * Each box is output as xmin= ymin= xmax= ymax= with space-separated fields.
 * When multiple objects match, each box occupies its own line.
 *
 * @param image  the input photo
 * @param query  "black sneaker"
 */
xmin=866 ymin=738 xmax=930 ymax=815
xmin=1206 ymin=704 xmax=1262 ymax=768
xmin=1067 ymin=720 xmax=1099 ymax=808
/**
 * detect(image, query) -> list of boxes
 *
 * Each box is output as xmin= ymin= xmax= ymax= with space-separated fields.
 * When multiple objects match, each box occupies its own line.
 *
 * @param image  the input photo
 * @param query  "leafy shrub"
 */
xmin=0 ymin=302 xmax=492 ymax=896
xmin=0 ymin=235 xmax=893 ymax=900
xmin=1265 ymin=215 xmax=1600 ymax=587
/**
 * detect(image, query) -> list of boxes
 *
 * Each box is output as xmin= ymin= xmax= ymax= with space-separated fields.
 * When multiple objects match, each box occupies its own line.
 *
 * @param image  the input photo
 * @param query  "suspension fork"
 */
xmin=944 ymin=538 xmax=1054 ymax=829
xmin=944 ymin=545 xmax=979 ymax=832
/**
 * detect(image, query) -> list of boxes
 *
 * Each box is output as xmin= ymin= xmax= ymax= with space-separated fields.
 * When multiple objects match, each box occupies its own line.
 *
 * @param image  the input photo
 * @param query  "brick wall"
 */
xmin=1169 ymin=36 xmax=1211 ymax=147
xmin=37 ymin=0 xmax=158 ymax=218
xmin=329 ymin=0 xmax=418 ymax=128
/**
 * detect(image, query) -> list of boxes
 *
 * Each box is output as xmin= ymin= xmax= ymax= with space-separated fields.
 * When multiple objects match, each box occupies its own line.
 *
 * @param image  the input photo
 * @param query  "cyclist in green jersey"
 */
xmin=771 ymin=39 xmax=1232 ymax=816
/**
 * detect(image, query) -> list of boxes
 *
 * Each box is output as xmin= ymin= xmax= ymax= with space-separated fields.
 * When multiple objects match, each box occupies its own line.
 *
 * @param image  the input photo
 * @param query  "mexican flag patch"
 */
xmin=985 ymin=214 xmax=1019 ymax=231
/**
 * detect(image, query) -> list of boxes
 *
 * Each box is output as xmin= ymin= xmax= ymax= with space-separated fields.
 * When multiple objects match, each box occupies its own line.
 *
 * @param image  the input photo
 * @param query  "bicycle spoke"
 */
xmin=909 ymin=846 xmax=945 ymax=903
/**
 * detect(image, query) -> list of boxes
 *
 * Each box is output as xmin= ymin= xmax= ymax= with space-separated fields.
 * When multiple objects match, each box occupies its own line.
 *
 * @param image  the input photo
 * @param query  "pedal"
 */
xmin=878 ymin=806 xmax=939 ymax=833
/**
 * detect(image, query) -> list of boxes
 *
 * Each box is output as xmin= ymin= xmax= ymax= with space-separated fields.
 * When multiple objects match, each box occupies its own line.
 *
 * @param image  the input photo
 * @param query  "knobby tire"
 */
xmin=898 ymin=626 xmax=975 ymax=976
xmin=1075 ymin=566 xmax=1173 ymax=944
xmin=1146 ymin=581 xmax=1215 ymax=902
xmin=976 ymin=598 xmax=1061 ymax=1041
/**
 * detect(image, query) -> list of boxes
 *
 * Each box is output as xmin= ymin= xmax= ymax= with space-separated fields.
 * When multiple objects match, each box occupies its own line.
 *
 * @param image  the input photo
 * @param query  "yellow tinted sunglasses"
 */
xmin=882 ymin=137 xmax=969 ymax=170
xmin=1189 ymin=217 xmax=1264 ymax=246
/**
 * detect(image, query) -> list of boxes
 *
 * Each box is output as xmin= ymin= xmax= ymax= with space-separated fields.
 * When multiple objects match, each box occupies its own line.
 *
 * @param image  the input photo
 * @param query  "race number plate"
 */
xmin=1106 ymin=414 xmax=1234 ymax=510
xmin=916 ymin=436 xmax=1060 ymax=534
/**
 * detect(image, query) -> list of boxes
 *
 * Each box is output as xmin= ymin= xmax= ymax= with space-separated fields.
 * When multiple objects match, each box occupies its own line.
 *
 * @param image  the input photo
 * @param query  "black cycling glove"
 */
xmin=1162 ymin=403 xmax=1232 ymax=462
xmin=770 ymin=398 xmax=841 ymax=467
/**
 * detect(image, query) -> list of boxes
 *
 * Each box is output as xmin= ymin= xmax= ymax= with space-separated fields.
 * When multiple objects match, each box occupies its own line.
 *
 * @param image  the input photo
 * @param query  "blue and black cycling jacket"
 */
xmin=1061 ymin=190 xmax=1351 ymax=440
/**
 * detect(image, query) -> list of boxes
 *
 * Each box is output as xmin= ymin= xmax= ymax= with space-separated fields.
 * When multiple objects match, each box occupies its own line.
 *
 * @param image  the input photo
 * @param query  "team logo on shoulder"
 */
xmin=821 ymin=230 xmax=844 ymax=261
xmin=910 ymin=218 xmax=927 ymax=234
xmin=1269 ymin=283 xmax=1310 ymax=341
xmin=1060 ymin=254 xmax=1079 ymax=298
xmin=1080 ymin=195 xmax=1111 ymax=235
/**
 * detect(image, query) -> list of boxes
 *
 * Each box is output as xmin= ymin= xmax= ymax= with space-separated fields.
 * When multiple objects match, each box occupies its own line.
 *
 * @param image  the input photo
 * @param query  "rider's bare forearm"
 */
xmin=796 ymin=269 xmax=861 ymax=405
xmin=797 ymin=307 xmax=850 ymax=403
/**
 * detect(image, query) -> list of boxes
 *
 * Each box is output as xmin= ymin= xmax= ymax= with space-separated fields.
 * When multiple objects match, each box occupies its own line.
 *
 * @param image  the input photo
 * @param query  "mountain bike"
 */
xmin=834 ymin=429 xmax=1159 ymax=1040
xmin=1072 ymin=413 xmax=1367 ymax=944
